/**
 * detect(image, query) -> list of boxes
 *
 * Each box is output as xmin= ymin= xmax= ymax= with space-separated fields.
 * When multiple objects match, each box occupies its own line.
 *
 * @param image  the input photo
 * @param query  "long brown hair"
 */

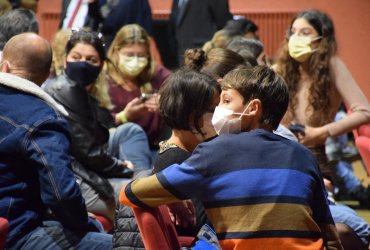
xmin=275 ymin=10 xmax=337 ymax=125
xmin=106 ymin=24 xmax=155 ymax=86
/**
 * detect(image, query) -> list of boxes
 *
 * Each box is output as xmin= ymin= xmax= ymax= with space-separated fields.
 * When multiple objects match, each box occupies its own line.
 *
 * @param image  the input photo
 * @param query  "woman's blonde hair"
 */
xmin=106 ymin=24 xmax=155 ymax=86
xmin=51 ymin=29 xmax=70 ymax=76
xmin=88 ymin=73 xmax=114 ymax=110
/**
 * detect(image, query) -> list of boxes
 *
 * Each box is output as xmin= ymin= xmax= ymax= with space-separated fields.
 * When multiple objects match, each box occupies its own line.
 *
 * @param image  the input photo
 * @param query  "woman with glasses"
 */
xmin=105 ymin=24 xmax=171 ymax=158
xmin=274 ymin=10 xmax=370 ymax=250
xmin=44 ymin=30 xmax=152 ymax=221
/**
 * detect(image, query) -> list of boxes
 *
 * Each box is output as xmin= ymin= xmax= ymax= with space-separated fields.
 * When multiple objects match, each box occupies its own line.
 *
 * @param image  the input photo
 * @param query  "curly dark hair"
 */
xmin=275 ymin=10 xmax=337 ymax=126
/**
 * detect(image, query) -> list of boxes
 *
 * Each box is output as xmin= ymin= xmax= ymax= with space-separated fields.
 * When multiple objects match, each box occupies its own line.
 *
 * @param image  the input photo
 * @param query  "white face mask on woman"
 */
xmin=118 ymin=54 xmax=148 ymax=77
xmin=211 ymin=105 xmax=250 ymax=135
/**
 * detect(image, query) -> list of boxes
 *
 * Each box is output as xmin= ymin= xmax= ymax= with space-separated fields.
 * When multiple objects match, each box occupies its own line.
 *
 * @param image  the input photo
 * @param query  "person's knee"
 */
xmin=336 ymin=223 xmax=368 ymax=250
xmin=116 ymin=122 xmax=146 ymax=138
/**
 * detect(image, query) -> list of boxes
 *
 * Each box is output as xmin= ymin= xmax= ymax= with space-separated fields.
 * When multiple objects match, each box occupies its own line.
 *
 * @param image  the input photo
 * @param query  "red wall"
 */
xmin=148 ymin=0 xmax=370 ymax=100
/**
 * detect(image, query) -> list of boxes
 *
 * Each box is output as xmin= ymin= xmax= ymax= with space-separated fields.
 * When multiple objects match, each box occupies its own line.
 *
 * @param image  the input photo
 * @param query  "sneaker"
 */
xmin=350 ymin=185 xmax=370 ymax=208
xmin=341 ymin=146 xmax=361 ymax=162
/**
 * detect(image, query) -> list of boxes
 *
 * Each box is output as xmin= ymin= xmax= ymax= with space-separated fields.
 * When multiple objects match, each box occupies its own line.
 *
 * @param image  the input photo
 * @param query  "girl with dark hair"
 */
xmin=44 ymin=30 xmax=152 ymax=221
xmin=274 ymin=10 xmax=370 ymax=250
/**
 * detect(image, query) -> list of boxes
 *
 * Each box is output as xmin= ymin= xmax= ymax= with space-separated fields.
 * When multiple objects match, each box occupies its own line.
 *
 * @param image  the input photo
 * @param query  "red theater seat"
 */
xmin=132 ymin=205 xmax=194 ymax=250
xmin=0 ymin=217 xmax=9 ymax=250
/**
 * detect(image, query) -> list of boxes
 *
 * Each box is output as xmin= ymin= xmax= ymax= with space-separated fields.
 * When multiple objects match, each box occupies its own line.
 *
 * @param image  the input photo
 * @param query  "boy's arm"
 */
xmin=119 ymin=174 xmax=181 ymax=208
xmin=120 ymin=157 xmax=207 ymax=208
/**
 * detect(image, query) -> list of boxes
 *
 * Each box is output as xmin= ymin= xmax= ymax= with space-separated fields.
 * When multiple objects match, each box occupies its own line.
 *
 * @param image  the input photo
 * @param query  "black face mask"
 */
xmin=65 ymin=61 xmax=101 ymax=87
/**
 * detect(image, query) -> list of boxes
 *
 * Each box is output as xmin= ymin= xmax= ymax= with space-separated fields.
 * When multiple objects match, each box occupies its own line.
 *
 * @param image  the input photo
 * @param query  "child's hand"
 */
xmin=167 ymin=200 xmax=196 ymax=228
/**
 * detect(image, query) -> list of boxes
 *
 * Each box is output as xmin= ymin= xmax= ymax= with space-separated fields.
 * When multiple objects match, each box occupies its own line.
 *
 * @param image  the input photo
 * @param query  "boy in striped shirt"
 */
xmin=120 ymin=66 xmax=342 ymax=250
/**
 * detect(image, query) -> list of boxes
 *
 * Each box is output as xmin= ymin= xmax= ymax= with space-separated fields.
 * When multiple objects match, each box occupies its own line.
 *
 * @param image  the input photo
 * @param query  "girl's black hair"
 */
xmin=159 ymin=68 xmax=220 ymax=134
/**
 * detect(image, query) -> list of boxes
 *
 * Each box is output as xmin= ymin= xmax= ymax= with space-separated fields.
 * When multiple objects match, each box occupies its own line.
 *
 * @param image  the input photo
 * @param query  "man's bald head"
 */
xmin=2 ymin=33 xmax=52 ymax=85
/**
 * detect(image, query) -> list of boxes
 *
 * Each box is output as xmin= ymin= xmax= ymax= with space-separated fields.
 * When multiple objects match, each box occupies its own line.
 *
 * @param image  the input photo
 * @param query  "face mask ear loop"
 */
xmin=237 ymin=102 xmax=251 ymax=120
xmin=311 ymin=36 xmax=323 ymax=42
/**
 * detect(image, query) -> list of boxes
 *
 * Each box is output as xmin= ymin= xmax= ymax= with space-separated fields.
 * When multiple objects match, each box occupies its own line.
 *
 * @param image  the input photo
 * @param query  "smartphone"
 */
xmin=140 ymin=93 xmax=154 ymax=101
xmin=288 ymin=123 xmax=306 ymax=135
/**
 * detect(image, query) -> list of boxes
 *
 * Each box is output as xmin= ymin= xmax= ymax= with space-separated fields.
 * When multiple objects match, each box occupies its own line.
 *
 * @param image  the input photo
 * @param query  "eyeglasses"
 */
xmin=119 ymin=52 xmax=149 ymax=58
xmin=70 ymin=28 xmax=106 ymax=47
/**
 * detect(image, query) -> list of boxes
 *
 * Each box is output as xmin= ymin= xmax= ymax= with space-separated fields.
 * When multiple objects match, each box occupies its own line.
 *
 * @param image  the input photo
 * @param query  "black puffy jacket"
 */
xmin=44 ymin=74 xmax=132 ymax=199
xmin=113 ymin=204 xmax=144 ymax=250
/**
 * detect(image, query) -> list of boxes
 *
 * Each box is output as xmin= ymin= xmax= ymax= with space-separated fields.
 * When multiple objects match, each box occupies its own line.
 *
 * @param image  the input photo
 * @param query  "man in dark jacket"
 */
xmin=0 ymin=33 xmax=111 ymax=249
xmin=169 ymin=0 xmax=232 ymax=65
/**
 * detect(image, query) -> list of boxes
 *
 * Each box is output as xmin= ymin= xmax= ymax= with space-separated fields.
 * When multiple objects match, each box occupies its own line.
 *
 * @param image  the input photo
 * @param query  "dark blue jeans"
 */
xmin=10 ymin=220 xmax=112 ymax=250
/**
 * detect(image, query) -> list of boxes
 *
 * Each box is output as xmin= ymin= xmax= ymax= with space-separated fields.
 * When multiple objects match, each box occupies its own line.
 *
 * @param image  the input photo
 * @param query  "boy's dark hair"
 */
xmin=159 ymin=68 xmax=219 ymax=134
xmin=0 ymin=8 xmax=39 ymax=50
xmin=222 ymin=66 xmax=289 ymax=130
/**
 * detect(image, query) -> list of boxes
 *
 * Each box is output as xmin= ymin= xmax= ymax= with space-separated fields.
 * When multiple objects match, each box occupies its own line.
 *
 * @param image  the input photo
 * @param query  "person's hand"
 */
xmin=167 ymin=200 xmax=196 ymax=228
xmin=117 ymin=160 xmax=134 ymax=178
xmin=323 ymin=178 xmax=334 ymax=193
xmin=123 ymin=97 xmax=147 ymax=121
xmin=88 ymin=212 xmax=97 ymax=219
xmin=298 ymin=125 xmax=329 ymax=146
xmin=143 ymin=94 xmax=160 ymax=113
xmin=118 ymin=160 xmax=134 ymax=170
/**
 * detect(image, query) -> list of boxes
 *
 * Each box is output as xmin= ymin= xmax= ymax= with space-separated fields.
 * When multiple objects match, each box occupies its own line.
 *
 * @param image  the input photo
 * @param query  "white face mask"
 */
xmin=211 ymin=105 xmax=250 ymax=135
xmin=118 ymin=54 xmax=148 ymax=77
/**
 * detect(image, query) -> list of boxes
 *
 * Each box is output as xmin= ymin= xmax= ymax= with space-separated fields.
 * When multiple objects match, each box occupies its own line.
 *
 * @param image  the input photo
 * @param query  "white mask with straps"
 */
xmin=211 ymin=104 xmax=250 ymax=135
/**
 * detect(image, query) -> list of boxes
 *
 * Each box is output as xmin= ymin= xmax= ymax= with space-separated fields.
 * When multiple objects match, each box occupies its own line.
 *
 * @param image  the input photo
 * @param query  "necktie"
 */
xmin=67 ymin=0 xmax=83 ymax=28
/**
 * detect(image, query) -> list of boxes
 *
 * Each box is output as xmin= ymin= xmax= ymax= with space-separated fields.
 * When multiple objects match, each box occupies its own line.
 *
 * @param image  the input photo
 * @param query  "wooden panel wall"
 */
xmin=36 ymin=0 xmax=370 ymax=99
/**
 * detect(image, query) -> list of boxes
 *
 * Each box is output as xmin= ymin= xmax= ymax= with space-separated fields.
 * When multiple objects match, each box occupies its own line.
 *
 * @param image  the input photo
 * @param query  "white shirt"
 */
xmin=62 ymin=0 xmax=89 ymax=29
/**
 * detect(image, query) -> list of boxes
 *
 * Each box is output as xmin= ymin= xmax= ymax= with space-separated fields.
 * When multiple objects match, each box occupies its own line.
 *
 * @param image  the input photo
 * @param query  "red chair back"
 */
xmin=356 ymin=136 xmax=370 ymax=175
xmin=133 ymin=203 xmax=196 ymax=250
xmin=94 ymin=215 xmax=113 ymax=233
xmin=133 ymin=205 xmax=182 ymax=250
xmin=359 ymin=124 xmax=370 ymax=138
xmin=0 ymin=217 xmax=9 ymax=250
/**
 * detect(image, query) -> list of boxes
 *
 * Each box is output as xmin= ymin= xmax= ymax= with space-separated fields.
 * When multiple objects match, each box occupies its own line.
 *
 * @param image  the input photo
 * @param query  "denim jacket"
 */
xmin=0 ymin=73 xmax=99 ymax=248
